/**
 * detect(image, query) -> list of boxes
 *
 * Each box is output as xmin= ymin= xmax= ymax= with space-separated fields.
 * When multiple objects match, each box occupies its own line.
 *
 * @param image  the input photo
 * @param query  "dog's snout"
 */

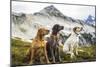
xmin=47 ymin=30 xmax=50 ymax=33
xmin=46 ymin=30 xmax=50 ymax=34
xmin=81 ymin=27 xmax=83 ymax=30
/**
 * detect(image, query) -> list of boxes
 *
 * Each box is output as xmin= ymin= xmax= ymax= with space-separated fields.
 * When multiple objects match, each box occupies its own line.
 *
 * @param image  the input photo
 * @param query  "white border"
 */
xmin=0 ymin=0 xmax=99 ymax=67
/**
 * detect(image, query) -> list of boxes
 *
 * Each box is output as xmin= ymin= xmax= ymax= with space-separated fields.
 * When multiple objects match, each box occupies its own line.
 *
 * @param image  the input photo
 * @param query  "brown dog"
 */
xmin=26 ymin=28 xmax=50 ymax=65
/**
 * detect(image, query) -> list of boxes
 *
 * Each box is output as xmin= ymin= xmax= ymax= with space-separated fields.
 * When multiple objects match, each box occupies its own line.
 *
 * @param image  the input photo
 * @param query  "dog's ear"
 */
xmin=37 ymin=28 xmax=43 ymax=35
xmin=81 ymin=27 xmax=83 ymax=31
xmin=52 ymin=24 xmax=59 ymax=30
xmin=73 ymin=27 xmax=77 ymax=32
xmin=73 ymin=27 xmax=82 ymax=32
xmin=38 ymin=28 xmax=42 ymax=33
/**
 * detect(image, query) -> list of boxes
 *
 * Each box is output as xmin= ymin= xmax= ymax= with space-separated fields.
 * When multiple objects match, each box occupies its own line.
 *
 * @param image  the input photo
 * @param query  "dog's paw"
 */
xmin=29 ymin=61 xmax=33 ymax=65
xmin=70 ymin=53 xmax=75 ymax=59
xmin=47 ymin=60 xmax=51 ymax=64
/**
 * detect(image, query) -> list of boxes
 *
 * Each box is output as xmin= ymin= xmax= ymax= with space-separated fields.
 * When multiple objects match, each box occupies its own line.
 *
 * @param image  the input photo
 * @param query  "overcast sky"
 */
xmin=12 ymin=1 xmax=95 ymax=20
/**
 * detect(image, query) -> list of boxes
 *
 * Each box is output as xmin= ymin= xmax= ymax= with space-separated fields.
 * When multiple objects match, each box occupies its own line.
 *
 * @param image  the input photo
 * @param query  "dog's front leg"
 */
xmin=75 ymin=49 xmax=78 ymax=56
xmin=57 ymin=45 xmax=62 ymax=62
xmin=70 ymin=46 xmax=75 ymax=59
xmin=75 ymin=44 xmax=79 ymax=55
xmin=51 ymin=46 xmax=56 ymax=63
xmin=29 ymin=48 xmax=34 ymax=65
xmin=44 ymin=44 xmax=50 ymax=64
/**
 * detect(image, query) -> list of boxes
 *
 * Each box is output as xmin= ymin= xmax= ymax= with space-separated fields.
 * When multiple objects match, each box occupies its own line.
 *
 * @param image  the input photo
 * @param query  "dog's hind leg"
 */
xmin=75 ymin=48 xmax=78 ymax=56
xmin=70 ymin=46 xmax=75 ymax=59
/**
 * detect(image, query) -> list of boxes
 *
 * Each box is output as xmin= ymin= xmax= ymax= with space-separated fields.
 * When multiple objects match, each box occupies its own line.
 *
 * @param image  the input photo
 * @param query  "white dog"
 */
xmin=63 ymin=27 xmax=83 ymax=59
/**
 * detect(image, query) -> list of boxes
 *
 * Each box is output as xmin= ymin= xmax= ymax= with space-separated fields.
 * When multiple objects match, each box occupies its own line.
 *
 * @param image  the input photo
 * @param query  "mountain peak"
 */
xmin=85 ymin=15 xmax=95 ymax=26
xmin=34 ymin=5 xmax=66 ymax=18
xmin=43 ymin=5 xmax=58 ymax=12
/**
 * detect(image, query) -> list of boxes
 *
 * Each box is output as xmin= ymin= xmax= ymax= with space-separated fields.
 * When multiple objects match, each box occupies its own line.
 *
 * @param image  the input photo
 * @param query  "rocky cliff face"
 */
xmin=12 ymin=5 xmax=96 ymax=45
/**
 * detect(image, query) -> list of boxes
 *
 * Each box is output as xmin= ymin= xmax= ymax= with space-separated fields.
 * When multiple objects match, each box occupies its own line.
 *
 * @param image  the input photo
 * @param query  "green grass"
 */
xmin=11 ymin=38 xmax=96 ymax=66
xmin=11 ymin=38 xmax=31 ymax=66
xmin=60 ymin=45 xmax=96 ymax=63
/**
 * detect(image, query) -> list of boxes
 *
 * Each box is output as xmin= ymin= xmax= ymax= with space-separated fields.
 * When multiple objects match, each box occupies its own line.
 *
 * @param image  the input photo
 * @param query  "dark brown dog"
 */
xmin=46 ymin=24 xmax=64 ymax=63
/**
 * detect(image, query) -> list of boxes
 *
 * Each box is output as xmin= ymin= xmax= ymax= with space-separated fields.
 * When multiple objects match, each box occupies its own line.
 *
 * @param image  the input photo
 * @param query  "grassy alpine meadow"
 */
xmin=11 ymin=38 xmax=96 ymax=66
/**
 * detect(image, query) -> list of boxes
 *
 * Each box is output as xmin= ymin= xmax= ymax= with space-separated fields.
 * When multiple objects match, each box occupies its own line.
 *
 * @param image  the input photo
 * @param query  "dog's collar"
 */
xmin=51 ymin=35 xmax=57 ymax=37
xmin=75 ymin=33 xmax=79 ymax=35
xmin=51 ymin=35 xmax=59 ymax=41
xmin=35 ymin=39 xmax=45 ymax=42
xmin=73 ymin=32 xmax=80 ymax=36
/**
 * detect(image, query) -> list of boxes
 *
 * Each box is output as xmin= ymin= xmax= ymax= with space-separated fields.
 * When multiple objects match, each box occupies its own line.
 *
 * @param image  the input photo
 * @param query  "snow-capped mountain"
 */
xmin=12 ymin=5 xmax=96 ymax=45
xmin=85 ymin=15 xmax=96 ymax=26
xmin=34 ymin=5 xmax=66 ymax=19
